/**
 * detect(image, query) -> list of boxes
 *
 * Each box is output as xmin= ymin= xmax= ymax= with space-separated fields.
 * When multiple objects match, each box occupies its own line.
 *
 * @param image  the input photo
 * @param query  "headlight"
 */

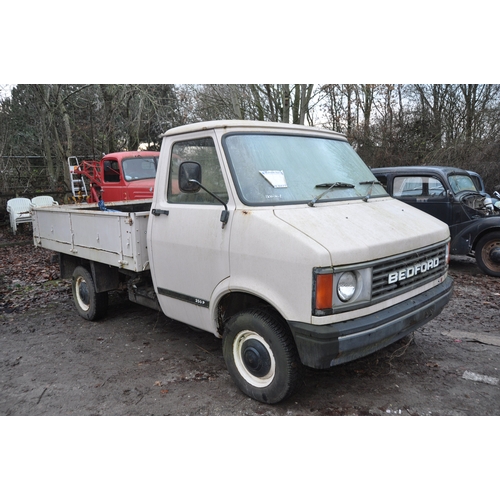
xmin=313 ymin=266 xmax=372 ymax=316
xmin=337 ymin=271 xmax=357 ymax=302
xmin=332 ymin=267 xmax=372 ymax=310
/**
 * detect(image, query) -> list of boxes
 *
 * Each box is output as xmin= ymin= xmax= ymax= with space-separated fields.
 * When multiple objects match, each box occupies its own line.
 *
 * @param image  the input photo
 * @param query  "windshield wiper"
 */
xmin=308 ymin=182 xmax=355 ymax=207
xmin=359 ymin=180 xmax=383 ymax=202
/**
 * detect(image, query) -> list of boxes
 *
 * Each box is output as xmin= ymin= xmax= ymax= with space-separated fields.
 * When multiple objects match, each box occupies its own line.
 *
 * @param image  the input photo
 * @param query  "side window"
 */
xmin=104 ymin=160 xmax=121 ymax=183
xmin=394 ymin=176 xmax=423 ymax=197
xmin=167 ymin=137 xmax=228 ymax=204
xmin=428 ymin=177 xmax=446 ymax=197
xmin=393 ymin=176 xmax=445 ymax=198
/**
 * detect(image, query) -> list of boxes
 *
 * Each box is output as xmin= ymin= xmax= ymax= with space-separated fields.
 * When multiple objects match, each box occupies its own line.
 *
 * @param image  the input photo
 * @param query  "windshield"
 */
xmin=223 ymin=133 xmax=387 ymax=205
xmin=123 ymin=157 xmax=158 ymax=181
xmin=448 ymin=174 xmax=478 ymax=195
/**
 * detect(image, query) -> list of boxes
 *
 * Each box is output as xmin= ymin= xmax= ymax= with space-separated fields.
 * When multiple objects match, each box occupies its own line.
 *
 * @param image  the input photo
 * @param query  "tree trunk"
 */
xmin=56 ymin=88 xmax=73 ymax=189
xmin=34 ymin=85 xmax=57 ymax=190
xmin=282 ymin=84 xmax=290 ymax=123
xmin=299 ymin=84 xmax=313 ymax=125
xmin=229 ymin=85 xmax=242 ymax=119
xmin=250 ymin=85 xmax=265 ymax=121
xmin=100 ymin=84 xmax=117 ymax=153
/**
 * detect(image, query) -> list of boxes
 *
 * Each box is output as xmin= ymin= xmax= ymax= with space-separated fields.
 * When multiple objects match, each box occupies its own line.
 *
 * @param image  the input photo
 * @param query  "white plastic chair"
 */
xmin=30 ymin=195 xmax=59 ymax=208
xmin=6 ymin=197 xmax=32 ymax=235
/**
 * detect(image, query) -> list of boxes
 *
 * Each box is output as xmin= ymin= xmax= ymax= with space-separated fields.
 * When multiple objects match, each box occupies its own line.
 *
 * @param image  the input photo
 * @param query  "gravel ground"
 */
xmin=1 ymin=226 xmax=499 ymax=416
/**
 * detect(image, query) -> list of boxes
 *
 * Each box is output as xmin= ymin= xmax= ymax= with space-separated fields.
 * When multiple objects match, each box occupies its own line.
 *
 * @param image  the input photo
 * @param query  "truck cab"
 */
xmin=372 ymin=166 xmax=500 ymax=277
xmin=75 ymin=151 xmax=159 ymax=203
xmin=146 ymin=122 xmax=453 ymax=402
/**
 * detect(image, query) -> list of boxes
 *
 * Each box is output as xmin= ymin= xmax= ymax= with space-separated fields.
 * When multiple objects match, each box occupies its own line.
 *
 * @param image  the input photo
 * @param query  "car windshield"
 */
xmin=448 ymin=174 xmax=478 ymax=195
xmin=123 ymin=157 xmax=158 ymax=181
xmin=223 ymin=133 xmax=386 ymax=205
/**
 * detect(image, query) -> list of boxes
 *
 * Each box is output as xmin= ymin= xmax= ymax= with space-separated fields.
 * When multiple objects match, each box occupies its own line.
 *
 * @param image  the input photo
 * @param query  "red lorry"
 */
xmin=68 ymin=151 xmax=160 ymax=203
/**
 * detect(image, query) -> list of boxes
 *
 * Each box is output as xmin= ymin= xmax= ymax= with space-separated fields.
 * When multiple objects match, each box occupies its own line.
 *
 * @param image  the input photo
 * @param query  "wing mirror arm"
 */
xmin=178 ymin=161 xmax=229 ymax=228
xmin=189 ymin=179 xmax=229 ymax=228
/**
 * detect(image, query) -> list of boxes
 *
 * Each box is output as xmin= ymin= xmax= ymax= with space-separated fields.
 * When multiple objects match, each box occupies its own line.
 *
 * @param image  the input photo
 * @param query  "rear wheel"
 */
xmin=475 ymin=231 xmax=500 ymax=277
xmin=72 ymin=266 xmax=108 ymax=320
xmin=222 ymin=308 xmax=301 ymax=404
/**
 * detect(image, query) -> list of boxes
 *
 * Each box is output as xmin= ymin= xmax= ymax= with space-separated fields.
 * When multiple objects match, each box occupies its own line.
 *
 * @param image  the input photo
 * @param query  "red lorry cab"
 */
xmin=74 ymin=151 xmax=160 ymax=203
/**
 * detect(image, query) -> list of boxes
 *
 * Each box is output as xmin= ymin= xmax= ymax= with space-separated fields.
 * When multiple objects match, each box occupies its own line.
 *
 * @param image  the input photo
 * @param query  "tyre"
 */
xmin=222 ymin=308 xmax=301 ymax=404
xmin=71 ymin=266 xmax=108 ymax=320
xmin=475 ymin=231 xmax=500 ymax=277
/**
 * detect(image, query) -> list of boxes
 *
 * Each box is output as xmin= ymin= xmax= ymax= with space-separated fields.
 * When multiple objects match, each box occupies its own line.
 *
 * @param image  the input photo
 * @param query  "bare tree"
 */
xmin=3 ymin=83 xmax=500 ymax=201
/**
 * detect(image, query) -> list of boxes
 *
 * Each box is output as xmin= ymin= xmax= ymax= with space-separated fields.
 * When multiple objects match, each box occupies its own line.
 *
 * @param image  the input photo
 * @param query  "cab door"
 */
xmin=391 ymin=174 xmax=451 ymax=223
xmin=148 ymin=133 xmax=232 ymax=333
xmin=101 ymin=158 xmax=125 ymax=202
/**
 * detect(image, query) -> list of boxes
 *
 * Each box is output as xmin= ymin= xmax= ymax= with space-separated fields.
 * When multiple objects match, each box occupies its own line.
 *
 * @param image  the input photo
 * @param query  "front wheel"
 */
xmin=72 ymin=266 xmax=108 ymax=320
xmin=475 ymin=231 xmax=500 ymax=277
xmin=222 ymin=309 xmax=301 ymax=404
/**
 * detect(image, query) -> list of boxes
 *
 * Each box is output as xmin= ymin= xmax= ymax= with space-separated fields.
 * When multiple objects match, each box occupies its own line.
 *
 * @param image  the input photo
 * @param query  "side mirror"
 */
xmin=179 ymin=161 xmax=202 ymax=193
xmin=177 ymin=160 xmax=230 ymax=229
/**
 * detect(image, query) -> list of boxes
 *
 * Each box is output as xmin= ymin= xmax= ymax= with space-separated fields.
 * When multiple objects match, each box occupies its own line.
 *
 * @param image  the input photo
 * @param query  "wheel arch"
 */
xmin=472 ymin=226 xmax=500 ymax=251
xmin=60 ymin=253 xmax=120 ymax=293
xmin=215 ymin=291 xmax=287 ymax=337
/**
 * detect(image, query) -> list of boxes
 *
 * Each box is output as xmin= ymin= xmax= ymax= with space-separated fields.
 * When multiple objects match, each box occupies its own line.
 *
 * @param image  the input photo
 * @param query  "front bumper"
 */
xmin=288 ymin=276 xmax=453 ymax=369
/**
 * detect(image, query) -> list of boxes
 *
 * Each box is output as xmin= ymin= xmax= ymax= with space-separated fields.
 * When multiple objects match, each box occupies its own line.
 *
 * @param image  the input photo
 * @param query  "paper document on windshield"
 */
xmin=260 ymin=170 xmax=287 ymax=188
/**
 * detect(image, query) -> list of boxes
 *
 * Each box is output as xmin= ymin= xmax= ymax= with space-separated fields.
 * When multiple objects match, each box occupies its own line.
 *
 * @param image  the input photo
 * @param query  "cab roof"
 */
xmin=102 ymin=151 xmax=159 ymax=159
xmin=371 ymin=166 xmax=471 ymax=177
xmin=161 ymin=120 xmax=347 ymax=140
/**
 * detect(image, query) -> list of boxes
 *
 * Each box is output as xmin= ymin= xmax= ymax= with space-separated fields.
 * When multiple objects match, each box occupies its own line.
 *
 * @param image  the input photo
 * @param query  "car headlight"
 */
xmin=337 ymin=271 xmax=357 ymax=302
xmin=313 ymin=266 xmax=372 ymax=316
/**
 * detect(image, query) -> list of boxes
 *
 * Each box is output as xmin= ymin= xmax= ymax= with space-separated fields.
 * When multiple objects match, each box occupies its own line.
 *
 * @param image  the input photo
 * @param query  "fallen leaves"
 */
xmin=0 ymin=230 xmax=70 ymax=314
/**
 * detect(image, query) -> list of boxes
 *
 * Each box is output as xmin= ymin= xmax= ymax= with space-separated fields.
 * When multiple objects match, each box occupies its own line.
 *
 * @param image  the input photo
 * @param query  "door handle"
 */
xmin=152 ymin=209 xmax=169 ymax=216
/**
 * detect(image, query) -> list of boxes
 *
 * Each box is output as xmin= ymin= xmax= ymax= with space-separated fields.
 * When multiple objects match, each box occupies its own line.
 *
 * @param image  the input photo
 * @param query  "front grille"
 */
xmin=371 ymin=242 xmax=448 ymax=302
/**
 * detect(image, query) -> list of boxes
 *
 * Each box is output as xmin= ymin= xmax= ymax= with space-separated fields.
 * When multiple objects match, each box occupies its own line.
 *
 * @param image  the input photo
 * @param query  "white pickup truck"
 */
xmin=32 ymin=120 xmax=453 ymax=404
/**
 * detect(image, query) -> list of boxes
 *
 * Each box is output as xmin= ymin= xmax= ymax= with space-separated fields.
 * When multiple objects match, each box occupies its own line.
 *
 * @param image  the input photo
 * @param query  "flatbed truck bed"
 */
xmin=32 ymin=200 xmax=152 ymax=273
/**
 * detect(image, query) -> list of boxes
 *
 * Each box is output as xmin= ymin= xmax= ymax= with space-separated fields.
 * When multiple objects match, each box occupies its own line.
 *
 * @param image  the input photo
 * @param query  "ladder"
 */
xmin=68 ymin=156 xmax=88 ymax=202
